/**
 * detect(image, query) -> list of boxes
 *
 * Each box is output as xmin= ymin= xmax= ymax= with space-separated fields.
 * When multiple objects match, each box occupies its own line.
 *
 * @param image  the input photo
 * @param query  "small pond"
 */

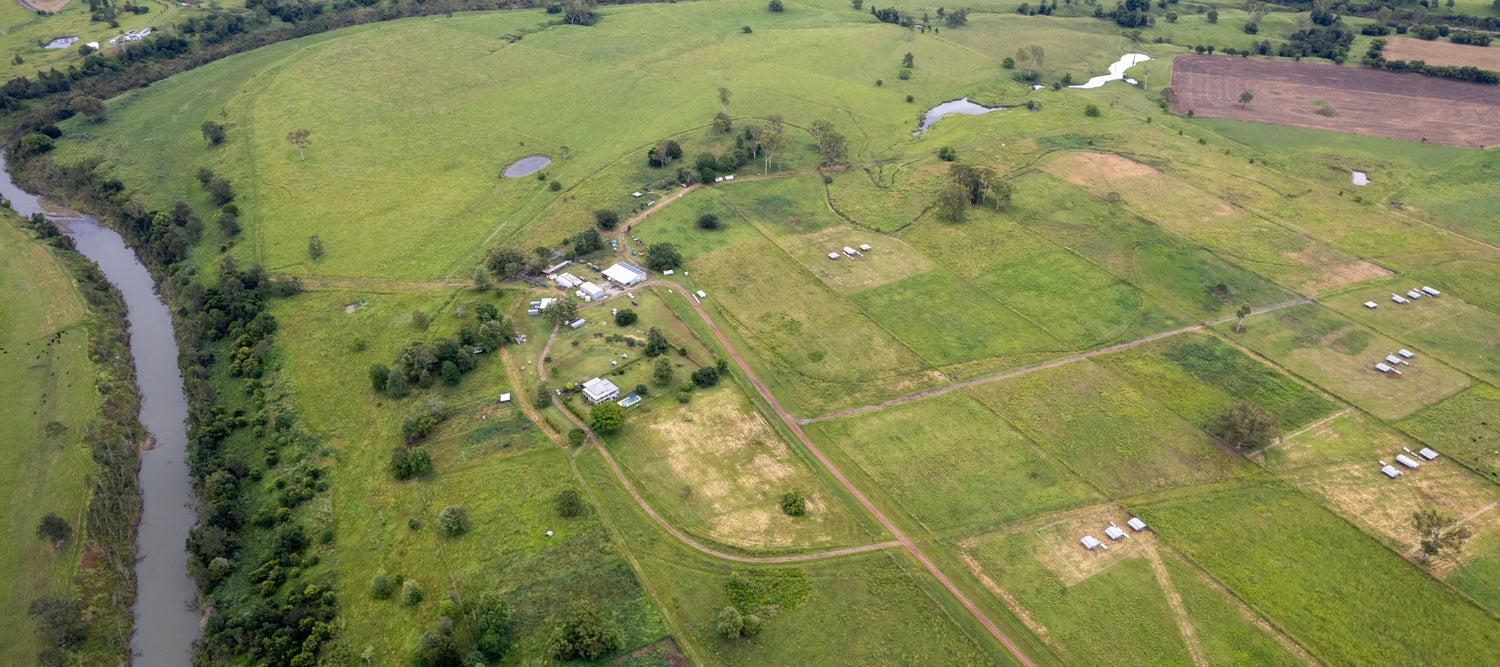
xmin=503 ymin=155 xmax=552 ymax=178
xmin=1071 ymin=53 xmax=1152 ymax=89
xmin=1352 ymin=171 xmax=1369 ymax=186
xmin=912 ymin=97 xmax=1005 ymax=136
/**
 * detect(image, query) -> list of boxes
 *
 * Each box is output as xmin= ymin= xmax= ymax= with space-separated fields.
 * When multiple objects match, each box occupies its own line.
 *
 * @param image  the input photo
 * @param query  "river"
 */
xmin=0 ymin=159 xmax=199 ymax=665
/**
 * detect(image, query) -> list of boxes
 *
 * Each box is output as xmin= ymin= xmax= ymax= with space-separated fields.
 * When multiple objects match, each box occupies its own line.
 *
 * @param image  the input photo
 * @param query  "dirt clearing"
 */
xmin=1170 ymin=55 xmax=1500 ymax=148
xmin=1382 ymin=37 xmax=1500 ymax=71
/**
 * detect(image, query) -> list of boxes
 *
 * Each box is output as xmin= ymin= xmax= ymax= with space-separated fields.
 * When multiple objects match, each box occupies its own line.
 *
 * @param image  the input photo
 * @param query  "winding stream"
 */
xmin=0 ymin=159 xmax=199 ymax=666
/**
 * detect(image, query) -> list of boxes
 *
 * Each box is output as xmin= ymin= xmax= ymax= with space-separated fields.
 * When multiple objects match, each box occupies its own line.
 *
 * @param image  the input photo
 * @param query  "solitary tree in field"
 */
xmin=1239 ymin=91 xmax=1254 ymax=110
xmin=935 ymin=184 xmax=968 ymax=222
xmin=1015 ymin=45 xmax=1045 ymax=79
xmin=307 ymin=234 xmax=325 ymax=261
xmin=1207 ymin=7 xmax=1218 ymax=23
xmin=286 ymin=128 xmax=311 ymax=161
xmin=809 ymin=120 xmax=848 ymax=166
xmin=653 ymin=356 xmax=674 ymax=385
xmin=201 ymin=121 xmax=227 ymax=146
xmin=1413 ymin=508 xmax=1472 ymax=562
xmin=1235 ymin=302 xmax=1253 ymax=332
xmin=36 ymin=513 xmax=71 ymax=546
xmin=718 ymin=87 xmax=732 ymax=112
xmin=1210 ymin=401 xmax=1278 ymax=449
xmin=902 ymin=52 xmax=915 ymax=68
xmin=644 ymin=326 xmax=670 ymax=357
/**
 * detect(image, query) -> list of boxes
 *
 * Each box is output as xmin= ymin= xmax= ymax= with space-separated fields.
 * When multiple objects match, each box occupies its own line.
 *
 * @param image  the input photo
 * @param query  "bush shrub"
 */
xmin=438 ymin=506 xmax=469 ymax=537
xmin=370 ymin=571 xmax=394 ymax=599
xmin=557 ymin=489 xmax=586 ymax=518
xmin=779 ymin=489 xmax=807 ymax=516
xmin=402 ymin=579 xmax=424 ymax=606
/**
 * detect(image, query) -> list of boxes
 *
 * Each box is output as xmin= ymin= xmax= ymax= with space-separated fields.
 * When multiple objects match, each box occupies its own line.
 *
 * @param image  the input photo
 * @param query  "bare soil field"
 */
xmin=1170 ymin=55 xmax=1500 ymax=148
xmin=1383 ymin=36 xmax=1500 ymax=71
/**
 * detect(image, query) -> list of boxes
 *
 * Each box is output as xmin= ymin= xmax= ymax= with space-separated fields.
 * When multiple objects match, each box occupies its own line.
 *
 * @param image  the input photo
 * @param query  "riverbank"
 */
xmin=0 ymin=205 xmax=142 ymax=665
xmin=0 ymin=160 xmax=200 ymax=665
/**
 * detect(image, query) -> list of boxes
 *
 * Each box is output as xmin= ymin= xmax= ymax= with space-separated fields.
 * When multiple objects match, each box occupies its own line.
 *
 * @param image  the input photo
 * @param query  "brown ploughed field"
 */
xmin=1382 ymin=36 xmax=1500 ymax=70
xmin=1170 ymin=55 xmax=1500 ymax=147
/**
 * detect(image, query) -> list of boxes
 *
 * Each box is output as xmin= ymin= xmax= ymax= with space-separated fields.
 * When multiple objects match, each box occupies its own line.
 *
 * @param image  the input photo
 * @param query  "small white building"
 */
xmin=1418 ymin=447 xmax=1440 ymax=461
xmin=1395 ymin=454 xmax=1420 ymax=469
xmin=1386 ymin=355 xmax=1406 ymax=366
xmin=663 ymin=269 xmax=674 ymax=276
xmin=1421 ymin=286 xmax=1441 ymax=297
xmin=827 ymin=252 xmax=840 ymax=260
xmin=1375 ymin=362 xmax=1396 ymax=374
xmin=499 ymin=393 xmax=511 ymax=403
xmin=1127 ymin=517 xmax=1147 ymax=531
xmin=1104 ymin=524 xmax=1127 ymax=540
xmin=859 ymin=244 xmax=872 ymax=252
xmin=603 ymin=262 xmax=648 ymax=287
xmin=582 ymin=377 xmax=620 ymax=404
xmin=1407 ymin=290 xmax=1424 ymax=300
xmin=1364 ymin=301 xmax=1378 ymax=309
xmin=1081 ymin=535 xmax=1103 ymax=550
xmin=569 ymin=318 xmax=586 ymax=329
xmin=580 ymin=282 xmax=606 ymax=301
xmin=843 ymin=246 xmax=858 ymax=255
xmin=695 ymin=290 xmax=706 ymax=298
xmin=1381 ymin=463 xmax=1403 ymax=478
xmin=1392 ymin=294 xmax=1409 ymax=304
xmin=1397 ymin=349 xmax=1415 ymax=359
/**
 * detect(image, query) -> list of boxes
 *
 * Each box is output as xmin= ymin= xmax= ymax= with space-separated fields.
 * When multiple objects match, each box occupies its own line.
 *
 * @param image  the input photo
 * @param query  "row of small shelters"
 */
xmin=1380 ymin=447 xmax=1440 ymax=478
xmin=1081 ymin=517 xmax=1148 ymax=551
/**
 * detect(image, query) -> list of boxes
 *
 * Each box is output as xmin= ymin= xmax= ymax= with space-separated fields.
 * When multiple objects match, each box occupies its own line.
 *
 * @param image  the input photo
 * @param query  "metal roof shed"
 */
xmin=1105 ymin=525 xmax=1127 ymax=540
xmin=1127 ymin=517 xmax=1147 ymax=531
xmin=1395 ymin=454 xmax=1420 ymax=469
xmin=1398 ymin=349 xmax=1414 ymax=359
xmin=1375 ymin=362 xmax=1393 ymax=373
xmin=1407 ymin=290 xmax=1424 ymax=299
xmin=1381 ymin=464 xmax=1403 ymax=478
xmin=1421 ymin=286 xmax=1441 ymax=296
xmin=1364 ymin=301 xmax=1378 ymax=309
xmin=859 ymin=244 xmax=872 ymax=251
xmin=1080 ymin=535 xmax=1103 ymax=550
xmin=1418 ymin=448 xmax=1439 ymax=460
xmin=1386 ymin=355 xmax=1405 ymax=366
xmin=827 ymin=252 xmax=840 ymax=260
xmin=1392 ymin=294 xmax=1409 ymax=304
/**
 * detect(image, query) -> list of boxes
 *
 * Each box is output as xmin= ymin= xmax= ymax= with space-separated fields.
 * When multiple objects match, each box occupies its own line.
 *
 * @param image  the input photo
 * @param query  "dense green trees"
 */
xmin=590 ymin=402 xmax=626 ymax=433
xmin=779 ymin=489 xmax=807 ymax=516
xmin=696 ymin=212 xmax=720 ymax=230
xmin=691 ymin=366 xmax=719 ymax=387
xmin=646 ymin=242 xmax=681 ymax=271
xmin=644 ymin=326 xmax=670 ymax=357
xmin=550 ymin=600 xmax=622 ymax=660
xmin=543 ymin=296 xmax=580 ymax=327
xmin=556 ymin=489 xmax=586 ymax=517
xmin=593 ymin=209 xmax=619 ymax=229
xmin=653 ymin=356 xmax=674 ymax=385
xmin=438 ymin=506 xmax=469 ymax=537
xmin=573 ymin=228 xmax=604 ymax=255
xmin=809 ymin=119 xmax=848 ymax=165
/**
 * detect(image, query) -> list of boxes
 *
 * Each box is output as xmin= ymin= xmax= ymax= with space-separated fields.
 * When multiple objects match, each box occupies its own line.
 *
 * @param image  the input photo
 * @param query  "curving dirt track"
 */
xmin=1170 ymin=55 xmax=1500 ymax=148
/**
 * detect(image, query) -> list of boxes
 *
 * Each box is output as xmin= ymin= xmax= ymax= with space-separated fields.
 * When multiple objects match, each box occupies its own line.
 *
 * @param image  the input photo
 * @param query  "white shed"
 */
xmin=1421 ymin=286 xmax=1441 ymax=297
xmin=828 ymin=252 xmax=841 ymax=260
xmin=1104 ymin=524 xmax=1127 ymax=540
xmin=1397 ymin=349 xmax=1414 ymax=359
xmin=662 ymin=269 xmax=674 ymax=276
xmin=695 ymin=290 xmax=706 ymax=298
xmin=1375 ymin=362 xmax=1393 ymax=373
xmin=859 ymin=244 xmax=872 ymax=251
xmin=1381 ymin=464 xmax=1403 ymax=478
xmin=1407 ymin=290 xmax=1424 ymax=299
xmin=499 ymin=393 xmax=511 ymax=403
xmin=1386 ymin=355 xmax=1406 ymax=366
xmin=1392 ymin=294 xmax=1409 ymax=304
xmin=1127 ymin=517 xmax=1147 ymax=531
xmin=1418 ymin=447 xmax=1440 ymax=460
xmin=579 ymin=282 xmax=606 ymax=301
xmin=1364 ymin=301 xmax=1378 ymax=309
xmin=1395 ymin=454 xmax=1420 ymax=469
xmin=1081 ymin=535 xmax=1103 ymax=550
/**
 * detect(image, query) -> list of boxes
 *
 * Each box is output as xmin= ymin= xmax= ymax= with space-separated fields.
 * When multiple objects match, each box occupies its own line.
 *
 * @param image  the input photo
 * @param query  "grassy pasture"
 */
xmin=1323 ymin=278 xmax=1500 ymax=387
xmin=1138 ymin=483 xmax=1500 ymax=666
xmin=576 ymin=446 xmax=1000 ymax=666
xmin=958 ymin=502 xmax=1302 ymax=667
xmin=690 ymin=236 xmax=941 ymax=415
xmin=1398 ymin=384 xmax=1500 ymax=481
xmin=1221 ymin=303 xmax=1471 ymax=420
xmin=1095 ymin=332 xmax=1338 ymax=431
xmin=1261 ymin=409 xmax=1406 ymax=471
xmin=848 ymin=267 xmax=1065 ymax=367
xmin=624 ymin=188 xmax=764 ymax=265
xmin=826 ymin=159 xmax=947 ymax=233
xmin=969 ymin=360 xmax=1258 ymax=498
xmin=777 ymin=224 xmax=936 ymax=294
xmin=0 ymin=220 xmax=97 ymax=665
xmin=715 ymin=174 xmax=843 ymax=238
xmin=604 ymin=384 xmax=869 ymax=552
xmin=0 ymin=0 xmax=184 ymax=80
xmin=805 ymin=390 xmax=1102 ymax=536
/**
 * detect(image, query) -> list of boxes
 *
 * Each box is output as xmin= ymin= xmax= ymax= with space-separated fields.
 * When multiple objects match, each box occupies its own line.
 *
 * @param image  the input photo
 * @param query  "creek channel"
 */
xmin=0 ymin=158 xmax=199 ymax=666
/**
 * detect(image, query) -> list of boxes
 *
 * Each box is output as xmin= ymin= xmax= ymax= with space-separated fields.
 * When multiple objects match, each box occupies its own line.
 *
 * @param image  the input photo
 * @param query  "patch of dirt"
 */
xmin=27 ymin=0 xmax=72 ymax=12
xmin=1282 ymin=248 xmax=1392 ymax=292
xmin=1383 ymin=36 xmax=1500 ymax=71
xmin=1046 ymin=152 xmax=1158 ymax=188
xmin=1170 ymin=55 xmax=1500 ymax=148
xmin=613 ymin=637 xmax=689 ymax=667
xmin=344 ymin=302 xmax=362 ymax=314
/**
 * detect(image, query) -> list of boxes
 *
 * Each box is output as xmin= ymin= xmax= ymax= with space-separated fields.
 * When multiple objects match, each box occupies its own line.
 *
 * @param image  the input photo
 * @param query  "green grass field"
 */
xmin=0 ymin=217 xmax=106 ymax=664
xmin=29 ymin=0 xmax=1500 ymax=663
xmin=1138 ymin=483 xmax=1500 ymax=666
xmin=806 ymin=390 xmax=1102 ymax=537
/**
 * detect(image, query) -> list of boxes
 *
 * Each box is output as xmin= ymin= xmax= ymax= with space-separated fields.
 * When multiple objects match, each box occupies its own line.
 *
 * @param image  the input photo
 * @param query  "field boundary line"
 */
xmin=1144 ymin=545 xmax=1208 ymax=667
xmin=1403 ymin=500 xmax=1499 ymax=560
xmin=1247 ymin=408 xmax=1352 ymax=458
xmin=801 ymin=296 xmax=1313 ymax=424
xmin=1167 ymin=547 xmax=1322 ymax=666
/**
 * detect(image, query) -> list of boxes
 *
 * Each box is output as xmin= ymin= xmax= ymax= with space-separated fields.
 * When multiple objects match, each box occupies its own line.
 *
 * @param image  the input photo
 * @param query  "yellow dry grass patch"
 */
xmin=638 ymin=389 xmax=836 ymax=549
xmin=779 ymin=225 xmax=933 ymax=295
xmin=1290 ymin=458 xmax=1500 ymax=577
